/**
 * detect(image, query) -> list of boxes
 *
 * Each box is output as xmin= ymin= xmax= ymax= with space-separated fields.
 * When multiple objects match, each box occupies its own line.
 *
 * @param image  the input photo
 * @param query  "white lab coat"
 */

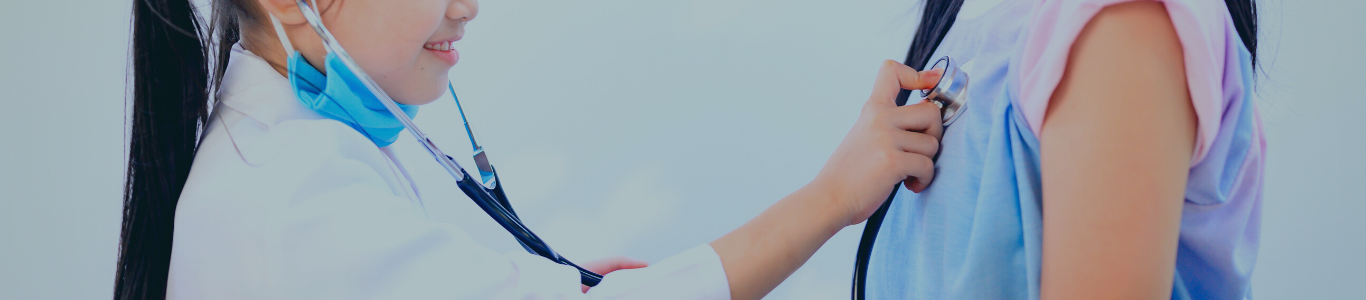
xmin=167 ymin=45 xmax=731 ymax=300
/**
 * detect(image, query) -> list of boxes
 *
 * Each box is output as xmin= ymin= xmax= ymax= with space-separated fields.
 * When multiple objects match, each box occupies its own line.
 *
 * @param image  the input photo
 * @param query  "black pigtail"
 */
xmin=118 ymin=0 xmax=208 ymax=299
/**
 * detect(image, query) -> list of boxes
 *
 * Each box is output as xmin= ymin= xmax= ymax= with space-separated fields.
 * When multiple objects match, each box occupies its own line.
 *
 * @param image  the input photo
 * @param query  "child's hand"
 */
xmin=579 ymin=256 xmax=649 ymax=293
xmin=812 ymin=60 xmax=944 ymax=226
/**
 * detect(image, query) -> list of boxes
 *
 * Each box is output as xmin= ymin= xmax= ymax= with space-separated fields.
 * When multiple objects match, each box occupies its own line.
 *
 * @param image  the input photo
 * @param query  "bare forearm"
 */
xmin=706 ymin=61 xmax=947 ymax=300
xmin=709 ymin=184 xmax=848 ymax=300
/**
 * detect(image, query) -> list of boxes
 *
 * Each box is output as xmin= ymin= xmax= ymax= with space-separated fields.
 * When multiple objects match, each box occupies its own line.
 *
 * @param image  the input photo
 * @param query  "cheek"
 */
xmin=341 ymin=2 xmax=448 ymax=103
xmin=366 ymin=48 xmax=448 ymax=104
xmin=348 ymin=23 xmax=430 ymax=75
xmin=387 ymin=20 xmax=450 ymax=104
xmin=336 ymin=0 xmax=440 ymax=73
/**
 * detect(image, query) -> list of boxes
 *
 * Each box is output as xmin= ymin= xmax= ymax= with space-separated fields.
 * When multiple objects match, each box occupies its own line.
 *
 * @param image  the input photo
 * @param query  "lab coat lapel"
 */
xmin=214 ymin=44 xmax=422 ymax=206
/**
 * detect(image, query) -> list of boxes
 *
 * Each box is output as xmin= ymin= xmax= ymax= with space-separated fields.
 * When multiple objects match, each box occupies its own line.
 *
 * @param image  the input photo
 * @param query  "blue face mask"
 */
xmin=287 ymin=51 xmax=418 ymax=147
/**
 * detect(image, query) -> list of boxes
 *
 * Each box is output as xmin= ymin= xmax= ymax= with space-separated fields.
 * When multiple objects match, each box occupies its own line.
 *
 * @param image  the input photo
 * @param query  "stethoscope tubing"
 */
xmin=294 ymin=0 xmax=961 ymax=288
xmin=452 ymin=162 xmax=604 ymax=285
xmin=293 ymin=0 xmax=603 ymax=287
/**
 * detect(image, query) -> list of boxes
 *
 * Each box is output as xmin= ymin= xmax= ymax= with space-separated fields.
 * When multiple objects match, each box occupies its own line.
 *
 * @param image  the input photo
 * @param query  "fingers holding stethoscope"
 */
xmin=887 ymin=101 xmax=946 ymax=140
xmin=813 ymin=61 xmax=947 ymax=225
xmin=870 ymin=100 xmax=943 ymax=193
xmin=868 ymin=60 xmax=945 ymax=193
xmin=867 ymin=60 xmax=944 ymax=108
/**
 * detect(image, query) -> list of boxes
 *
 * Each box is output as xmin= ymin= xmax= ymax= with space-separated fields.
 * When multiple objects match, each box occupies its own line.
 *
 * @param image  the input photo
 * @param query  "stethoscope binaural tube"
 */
xmin=852 ymin=56 xmax=969 ymax=300
xmin=291 ymin=0 xmax=604 ymax=287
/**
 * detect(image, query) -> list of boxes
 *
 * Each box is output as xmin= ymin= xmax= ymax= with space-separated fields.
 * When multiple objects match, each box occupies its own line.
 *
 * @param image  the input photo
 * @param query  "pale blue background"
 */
xmin=1 ymin=0 xmax=1361 ymax=299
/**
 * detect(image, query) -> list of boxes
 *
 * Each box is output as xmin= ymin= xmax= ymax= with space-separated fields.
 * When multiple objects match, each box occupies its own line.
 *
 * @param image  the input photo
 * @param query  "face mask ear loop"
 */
xmin=269 ymin=14 xmax=298 ymax=62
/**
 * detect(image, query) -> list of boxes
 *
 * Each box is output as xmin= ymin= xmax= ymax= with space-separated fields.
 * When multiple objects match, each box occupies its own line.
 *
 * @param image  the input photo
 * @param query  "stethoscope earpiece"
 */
xmin=920 ymin=56 xmax=970 ymax=127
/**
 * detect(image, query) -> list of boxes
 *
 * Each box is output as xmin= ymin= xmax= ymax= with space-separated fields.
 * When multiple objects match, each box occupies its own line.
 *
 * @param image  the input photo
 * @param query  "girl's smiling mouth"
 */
xmin=423 ymin=40 xmax=460 ymax=65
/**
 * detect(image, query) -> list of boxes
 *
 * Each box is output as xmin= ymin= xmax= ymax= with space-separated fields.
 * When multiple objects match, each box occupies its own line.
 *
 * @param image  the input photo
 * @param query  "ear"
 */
xmin=256 ymin=0 xmax=306 ymax=25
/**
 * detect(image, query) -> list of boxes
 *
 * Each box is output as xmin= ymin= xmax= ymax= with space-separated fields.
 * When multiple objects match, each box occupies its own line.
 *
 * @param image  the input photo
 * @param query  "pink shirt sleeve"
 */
xmin=1015 ymin=0 xmax=1236 ymax=163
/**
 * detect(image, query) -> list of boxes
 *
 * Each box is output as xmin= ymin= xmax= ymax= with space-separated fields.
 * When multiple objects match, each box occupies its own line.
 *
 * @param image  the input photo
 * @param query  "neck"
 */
xmin=240 ymin=23 xmax=290 ymax=77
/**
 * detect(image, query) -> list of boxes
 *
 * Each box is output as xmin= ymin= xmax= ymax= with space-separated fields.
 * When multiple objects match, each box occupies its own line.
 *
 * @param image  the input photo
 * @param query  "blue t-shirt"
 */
xmin=866 ymin=0 xmax=1264 ymax=299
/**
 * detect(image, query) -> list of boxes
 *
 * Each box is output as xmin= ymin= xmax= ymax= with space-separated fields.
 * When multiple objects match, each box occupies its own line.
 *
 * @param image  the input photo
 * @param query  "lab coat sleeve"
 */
xmin=582 ymin=243 xmax=731 ymax=300
xmin=280 ymin=157 xmax=731 ymax=300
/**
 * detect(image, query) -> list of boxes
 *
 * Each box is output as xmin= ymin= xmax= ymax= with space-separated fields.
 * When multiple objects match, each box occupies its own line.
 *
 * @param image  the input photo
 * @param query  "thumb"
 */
xmin=898 ymin=64 xmax=943 ymax=91
xmin=869 ymin=60 xmax=944 ymax=108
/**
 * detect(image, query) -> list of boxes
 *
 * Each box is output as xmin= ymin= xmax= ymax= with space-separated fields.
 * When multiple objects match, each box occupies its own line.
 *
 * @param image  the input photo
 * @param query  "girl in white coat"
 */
xmin=118 ymin=0 xmax=947 ymax=299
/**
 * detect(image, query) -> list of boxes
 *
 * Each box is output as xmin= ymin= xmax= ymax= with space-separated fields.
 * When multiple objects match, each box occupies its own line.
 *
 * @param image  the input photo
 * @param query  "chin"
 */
xmin=391 ymin=81 xmax=447 ymax=106
xmin=394 ymin=92 xmax=443 ymax=105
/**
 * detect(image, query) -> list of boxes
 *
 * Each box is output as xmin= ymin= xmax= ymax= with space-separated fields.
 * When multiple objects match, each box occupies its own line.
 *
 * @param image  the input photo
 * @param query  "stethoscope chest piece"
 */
xmin=920 ymin=56 xmax=970 ymax=127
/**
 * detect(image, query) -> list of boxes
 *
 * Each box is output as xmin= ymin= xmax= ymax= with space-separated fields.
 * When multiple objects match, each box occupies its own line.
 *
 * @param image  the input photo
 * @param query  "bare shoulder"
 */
xmin=1070 ymin=1 xmax=1184 ymax=77
xmin=1045 ymin=1 xmax=1190 ymax=127
xmin=1089 ymin=1 xmax=1181 ymax=35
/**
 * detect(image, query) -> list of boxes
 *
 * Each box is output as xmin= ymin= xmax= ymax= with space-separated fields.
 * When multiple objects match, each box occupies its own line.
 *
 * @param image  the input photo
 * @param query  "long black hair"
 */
xmin=854 ymin=0 xmax=1259 ymax=299
xmin=117 ymin=0 xmax=252 ymax=299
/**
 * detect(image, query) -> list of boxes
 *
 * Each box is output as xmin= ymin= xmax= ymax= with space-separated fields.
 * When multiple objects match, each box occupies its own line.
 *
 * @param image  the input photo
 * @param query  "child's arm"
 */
xmin=712 ymin=61 xmax=945 ymax=300
xmin=1039 ymin=2 xmax=1196 ymax=299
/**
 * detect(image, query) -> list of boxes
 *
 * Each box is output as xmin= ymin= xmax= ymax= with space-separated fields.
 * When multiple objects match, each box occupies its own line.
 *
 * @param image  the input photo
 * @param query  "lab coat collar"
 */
xmin=214 ymin=44 xmax=331 ymax=166
xmin=217 ymin=44 xmax=325 ymax=128
xmin=212 ymin=44 xmax=425 ymax=206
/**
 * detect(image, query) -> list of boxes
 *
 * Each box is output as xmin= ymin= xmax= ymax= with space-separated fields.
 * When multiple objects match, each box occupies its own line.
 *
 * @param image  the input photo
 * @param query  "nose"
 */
xmin=448 ymin=0 xmax=478 ymax=22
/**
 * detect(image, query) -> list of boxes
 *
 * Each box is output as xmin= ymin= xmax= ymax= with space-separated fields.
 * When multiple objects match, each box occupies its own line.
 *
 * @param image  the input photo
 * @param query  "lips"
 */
xmin=423 ymin=40 xmax=457 ymax=52
xmin=423 ymin=40 xmax=460 ymax=65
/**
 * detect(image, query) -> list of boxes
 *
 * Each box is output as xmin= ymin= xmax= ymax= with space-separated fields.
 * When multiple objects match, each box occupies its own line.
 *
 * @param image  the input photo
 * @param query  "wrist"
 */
xmin=796 ymin=180 xmax=856 ymax=230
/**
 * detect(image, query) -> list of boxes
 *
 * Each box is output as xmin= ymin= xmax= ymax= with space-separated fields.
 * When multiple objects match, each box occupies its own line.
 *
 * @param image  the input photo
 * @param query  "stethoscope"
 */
xmin=291 ymin=0 xmax=606 ymax=287
xmin=851 ymin=56 xmax=970 ymax=300
xmin=294 ymin=0 xmax=970 ymax=289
